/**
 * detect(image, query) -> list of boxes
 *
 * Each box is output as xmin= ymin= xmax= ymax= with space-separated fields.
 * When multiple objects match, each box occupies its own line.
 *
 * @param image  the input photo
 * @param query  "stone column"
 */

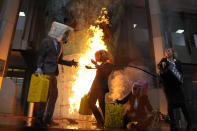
xmin=147 ymin=0 xmax=167 ymax=114
xmin=148 ymin=0 xmax=164 ymax=66
xmin=0 ymin=0 xmax=21 ymax=88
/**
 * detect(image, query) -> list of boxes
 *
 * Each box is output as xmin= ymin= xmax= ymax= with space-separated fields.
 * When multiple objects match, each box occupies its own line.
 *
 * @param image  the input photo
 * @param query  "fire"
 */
xmin=68 ymin=8 xmax=109 ymax=114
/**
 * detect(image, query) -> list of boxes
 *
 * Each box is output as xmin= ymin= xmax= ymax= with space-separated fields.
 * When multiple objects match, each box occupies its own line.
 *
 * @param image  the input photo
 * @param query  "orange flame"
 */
xmin=69 ymin=8 xmax=109 ymax=114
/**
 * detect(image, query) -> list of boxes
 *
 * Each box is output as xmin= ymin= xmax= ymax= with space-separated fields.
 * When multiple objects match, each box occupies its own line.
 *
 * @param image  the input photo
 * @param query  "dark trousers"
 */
xmin=168 ymin=103 xmax=192 ymax=128
xmin=35 ymin=74 xmax=58 ymax=124
xmin=89 ymin=88 xmax=105 ymax=126
xmin=123 ymin=114 xmax=130 ymax=128
xmin=123 ymin=114 xmax=153 ymax=129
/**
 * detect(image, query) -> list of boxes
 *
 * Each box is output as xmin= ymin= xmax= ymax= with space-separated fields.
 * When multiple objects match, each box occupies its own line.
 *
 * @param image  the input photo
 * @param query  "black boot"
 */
xmin=186 ymin=123 xmax=193 ymax=131
xmin=170 ymin=123 xmax=179 ymax=131
xmin=34 ymin=116 xmax=46 ymax=127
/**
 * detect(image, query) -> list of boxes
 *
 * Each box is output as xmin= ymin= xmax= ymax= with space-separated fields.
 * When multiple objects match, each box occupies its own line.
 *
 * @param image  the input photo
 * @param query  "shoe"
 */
xmin=186 ymin=126 xmax=194 ymax=131
xmin=186 ymin=123 xmax=194 ymax=131
xmin=47 ymin=120 xmax=59 ymax=126
xmin=170 ymin=127 xmax=180 ymax=131
xmin=33 ymin=120 xmax=47 ymax=128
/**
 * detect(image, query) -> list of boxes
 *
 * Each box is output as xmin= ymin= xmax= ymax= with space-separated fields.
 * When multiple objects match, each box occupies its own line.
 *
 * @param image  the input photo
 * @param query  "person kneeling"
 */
xmin=116 ymin=80 xmax=153 ymax=130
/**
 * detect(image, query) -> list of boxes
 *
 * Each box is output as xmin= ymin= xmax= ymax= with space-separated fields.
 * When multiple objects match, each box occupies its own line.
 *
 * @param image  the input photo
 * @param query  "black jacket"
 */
xmin=90 ymin=62 xmax=113 ymax=93
xmin=37 ymin=37 xmax=73 ymax=75
xmin=158 ymin=58 xmax=185 ymax=104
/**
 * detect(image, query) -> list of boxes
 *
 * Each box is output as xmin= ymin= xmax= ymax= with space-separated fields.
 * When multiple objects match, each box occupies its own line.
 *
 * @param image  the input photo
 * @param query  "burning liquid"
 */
xmin=68 ymin=8 xmax=109 ymax=114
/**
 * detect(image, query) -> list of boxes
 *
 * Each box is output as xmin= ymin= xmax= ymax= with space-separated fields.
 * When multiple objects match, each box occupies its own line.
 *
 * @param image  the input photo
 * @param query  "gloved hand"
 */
xmin=115 ymin=99 xmax=120 ymax=103
xmin=71 ymin=59 xmax=78 ymax=67
xmin=111 ymin=99 xmax=120 ymax=104
xmin=85 ymin=65 xmax=93 ymax=69
xmin=36 ymin=68 xmax=42 ymax=74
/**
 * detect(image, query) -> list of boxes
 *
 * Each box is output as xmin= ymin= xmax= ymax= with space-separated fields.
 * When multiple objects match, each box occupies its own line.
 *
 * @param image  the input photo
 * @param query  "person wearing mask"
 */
xmin=34 ymin=22 xmax=78 ymax=127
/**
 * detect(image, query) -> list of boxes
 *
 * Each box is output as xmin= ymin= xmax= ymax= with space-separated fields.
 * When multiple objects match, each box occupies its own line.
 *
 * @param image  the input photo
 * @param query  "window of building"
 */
xmin=171 ymin=32 xmax=186 ymax=46
xmin=11 ymin=10 xmax=26 ymax=50
xmin=193 ymin=34 xmax=197 ymax=48
xmin=160 ymin=0 xmax=197 ymax=50
xmin=162 ymin=12 xmax=186 ymax=47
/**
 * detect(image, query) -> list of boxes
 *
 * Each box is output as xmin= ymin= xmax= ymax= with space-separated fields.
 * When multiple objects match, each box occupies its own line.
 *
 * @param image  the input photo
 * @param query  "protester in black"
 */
xmin=87 ymin=50 xmax=113 ymax=128
xmin=158 ymin=48 xmax=192 ymax=130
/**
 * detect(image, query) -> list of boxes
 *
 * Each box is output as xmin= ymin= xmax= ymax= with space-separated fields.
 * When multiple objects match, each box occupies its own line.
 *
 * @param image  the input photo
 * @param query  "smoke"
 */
xmin=67 ymin=0 xmax=121 ymax=30
xmin=62 ymin=0 xmax=124 ymax=55
xmin=108 ymin=64 xmax=154 ymax=101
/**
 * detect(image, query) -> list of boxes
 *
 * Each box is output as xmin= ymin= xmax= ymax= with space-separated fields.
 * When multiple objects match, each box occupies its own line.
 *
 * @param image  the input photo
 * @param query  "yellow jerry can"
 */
xmin=105 ymin=103 xmax=124 ymax=128
xmin=27 ymin=73 xmax=49 ymax=102
xmin=79 ymin=94 xmax=92 ymax=115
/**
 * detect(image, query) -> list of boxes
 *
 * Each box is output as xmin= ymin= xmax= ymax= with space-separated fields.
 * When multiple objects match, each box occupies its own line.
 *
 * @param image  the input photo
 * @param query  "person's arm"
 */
xmin=157 ymin=58 xmax=169 ymax=76
xmin=58 ymin=53 xmax=78 ymax=67
xmin=157 ymin=58 xmax=166 ymax=70
xmin=116 ymin=92 xmax=132 ymax=104
xmin=36 ymin=38 xmax=49 ymax=71
xmin=91 ymin=59 xmax=100 ymax=68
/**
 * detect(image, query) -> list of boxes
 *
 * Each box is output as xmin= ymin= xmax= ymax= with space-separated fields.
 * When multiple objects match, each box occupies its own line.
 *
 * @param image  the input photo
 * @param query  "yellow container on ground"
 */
xmin=79 ymin=94 xmax=92 ymax=115
xmin=105 ymin=103 xmax=124 ymax=128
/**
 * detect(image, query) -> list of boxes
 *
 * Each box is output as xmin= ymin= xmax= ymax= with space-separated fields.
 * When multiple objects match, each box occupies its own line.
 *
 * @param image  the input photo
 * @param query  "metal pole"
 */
xmin=26 ymin=102 xmax=34 ymax=126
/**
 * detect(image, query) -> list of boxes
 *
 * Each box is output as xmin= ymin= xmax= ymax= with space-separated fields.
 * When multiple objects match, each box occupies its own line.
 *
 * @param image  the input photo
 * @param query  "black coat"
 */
xmin=37 ymin=37 xmax=73 ymax=75
xmin=158 ymin=58 xmax=185 ymax=105
xmin=90 ymin=62 xmax=113 ymax=93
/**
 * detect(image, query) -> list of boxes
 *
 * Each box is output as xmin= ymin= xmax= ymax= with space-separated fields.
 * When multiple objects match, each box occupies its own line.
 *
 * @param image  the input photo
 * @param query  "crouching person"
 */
xmin=116 ymin=80 xmax=153 ymax=130
xmin=88 ymin=50 xmax=113 ymax=128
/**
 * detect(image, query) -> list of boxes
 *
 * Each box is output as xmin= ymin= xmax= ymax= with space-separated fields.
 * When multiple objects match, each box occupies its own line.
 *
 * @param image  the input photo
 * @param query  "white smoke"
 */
xmin=108 ymin=64 xmax=153 ymax=101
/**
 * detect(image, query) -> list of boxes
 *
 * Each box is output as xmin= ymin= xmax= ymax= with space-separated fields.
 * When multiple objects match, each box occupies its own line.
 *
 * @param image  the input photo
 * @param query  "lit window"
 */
xmin=176 ymin=29 xmax=184 ymax=34
xmin=19 ymin=12 xmax=25 ymax=16
xmin=133 ymin=24 xmax=137 ymax=28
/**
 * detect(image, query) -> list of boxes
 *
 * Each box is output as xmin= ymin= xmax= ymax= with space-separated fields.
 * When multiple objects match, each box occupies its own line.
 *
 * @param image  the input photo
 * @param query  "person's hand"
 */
xmin=91 ymin=59 xmax=97 ymax=65
xmin=85 ymin=65 xmax=92 ymax=69
xmin=162 ymin=62 xmax=166 ymax=69
xmin=72 ymin=59 xmax=78 ymax=67
xmin=36 ymin=68 xmax=42 ymax=74
xmin=111 ymin=99 xmax=120 ymax=104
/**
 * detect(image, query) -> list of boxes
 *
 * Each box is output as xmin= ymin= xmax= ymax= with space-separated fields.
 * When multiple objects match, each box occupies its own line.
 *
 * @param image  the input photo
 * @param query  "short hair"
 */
xmin=95 ymin=50 xmax=112 ymax=63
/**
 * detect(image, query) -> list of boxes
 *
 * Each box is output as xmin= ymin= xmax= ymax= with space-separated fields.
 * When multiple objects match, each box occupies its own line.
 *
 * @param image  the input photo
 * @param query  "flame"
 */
xmin=95 ymin=8 xmax=109 ymax=25
xmin=68 ymin=8 xmax=109 ymax=114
